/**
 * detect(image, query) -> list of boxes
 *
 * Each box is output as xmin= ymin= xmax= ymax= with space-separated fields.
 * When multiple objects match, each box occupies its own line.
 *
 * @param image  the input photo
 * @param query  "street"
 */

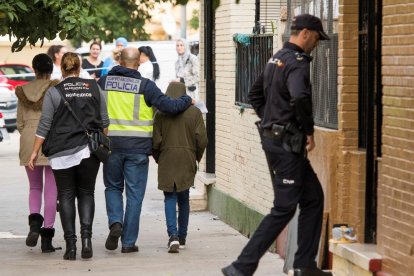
xmin=0 ymin=131 xmax=285 ymax=276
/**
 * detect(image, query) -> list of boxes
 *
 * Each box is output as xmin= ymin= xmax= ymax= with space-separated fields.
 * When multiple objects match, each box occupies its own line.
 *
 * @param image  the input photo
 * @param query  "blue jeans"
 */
xmin=103 ymin=152 xmax=149 ymax=247
xmin=163 ymin=187 xmax=190 ymax=238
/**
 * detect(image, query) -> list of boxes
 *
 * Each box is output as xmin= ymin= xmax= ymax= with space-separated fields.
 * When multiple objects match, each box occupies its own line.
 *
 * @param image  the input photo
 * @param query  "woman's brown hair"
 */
xmin=61 ymin=52 xmax=80 ymax=76
xmin=90 ymin=41 xmax=102 ymax=50
xmin=47 ymin=45 xmax=64 ymax=62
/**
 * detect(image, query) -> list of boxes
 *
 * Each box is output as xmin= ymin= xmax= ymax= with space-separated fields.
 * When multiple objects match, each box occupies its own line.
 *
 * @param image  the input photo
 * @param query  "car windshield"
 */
xmin=0 ymin=65 xmax=35 ymax=81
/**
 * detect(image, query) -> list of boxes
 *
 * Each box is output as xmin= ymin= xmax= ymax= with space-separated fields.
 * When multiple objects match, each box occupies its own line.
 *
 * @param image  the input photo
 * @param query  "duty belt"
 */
xmin=263 ymin=129 xmax=280 ymax=139
xmin=262 ymin=123 xmax=286 ymax=139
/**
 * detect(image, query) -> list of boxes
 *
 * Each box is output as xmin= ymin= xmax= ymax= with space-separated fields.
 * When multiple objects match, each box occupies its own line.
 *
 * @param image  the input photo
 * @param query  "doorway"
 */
xmin=358 ymin=0 xmax=382 ymax=243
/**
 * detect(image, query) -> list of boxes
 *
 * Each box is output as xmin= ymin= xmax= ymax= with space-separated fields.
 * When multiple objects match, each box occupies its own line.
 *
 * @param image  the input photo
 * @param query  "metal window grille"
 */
xmin=283 ymin=0 xmax=339 ymax=129
xmin=311 ymin=36 xmax=338 ymax=129
xmin=259 ymin=1 xmax=285 ymax=35
xmin=235 ymin=35 xmax=273 ymax=105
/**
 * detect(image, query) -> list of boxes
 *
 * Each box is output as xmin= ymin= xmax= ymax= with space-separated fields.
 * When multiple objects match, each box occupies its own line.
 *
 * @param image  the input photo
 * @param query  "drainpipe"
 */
xmin=180 ymin=5 xmax=187 ymax=38
xmin=204 ymin=0 xmax=215 ymax=173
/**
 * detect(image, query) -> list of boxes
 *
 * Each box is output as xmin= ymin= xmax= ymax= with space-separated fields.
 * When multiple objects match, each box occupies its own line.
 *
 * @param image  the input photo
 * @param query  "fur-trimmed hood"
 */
xmin=15 ymin=79 xmax=59 ymax=111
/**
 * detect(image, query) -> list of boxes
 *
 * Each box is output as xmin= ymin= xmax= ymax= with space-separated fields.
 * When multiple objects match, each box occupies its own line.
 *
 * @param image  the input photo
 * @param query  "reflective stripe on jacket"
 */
xmin=103 ymin=75 xmax=153 ymax=137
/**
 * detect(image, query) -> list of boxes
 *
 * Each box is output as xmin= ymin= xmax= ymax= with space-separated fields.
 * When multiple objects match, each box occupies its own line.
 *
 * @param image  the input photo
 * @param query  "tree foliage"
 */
xmin=0 ymin=0 xmax=236 ymax=52
xmin=0 ymin=0 xmax=94 ymax=52
xmin=189 ymin=9 xmax=199 ymax=30
xmin=71 ymin=0 xmax=173 ymax=46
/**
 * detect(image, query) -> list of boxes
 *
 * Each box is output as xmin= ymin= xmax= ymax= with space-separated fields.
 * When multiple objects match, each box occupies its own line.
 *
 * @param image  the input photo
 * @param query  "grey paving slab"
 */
xmin=0 ymin=131 xmax=286 ymax=276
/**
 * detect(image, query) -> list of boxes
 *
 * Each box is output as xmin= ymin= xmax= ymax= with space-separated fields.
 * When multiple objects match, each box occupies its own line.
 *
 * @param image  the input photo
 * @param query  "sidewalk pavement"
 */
xmin=0 ymin=131 xmax=286 ymax=276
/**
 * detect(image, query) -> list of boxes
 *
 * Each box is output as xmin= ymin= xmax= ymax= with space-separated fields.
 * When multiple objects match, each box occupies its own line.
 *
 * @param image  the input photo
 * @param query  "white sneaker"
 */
xmin=167 ymin=236 xmax=179 ymax=253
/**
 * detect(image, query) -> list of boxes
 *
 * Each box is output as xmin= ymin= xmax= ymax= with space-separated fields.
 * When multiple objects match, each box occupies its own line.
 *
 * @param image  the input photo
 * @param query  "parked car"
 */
xmin=0 ymin=64 xmax=35 ymax=90
xmin=0 ymin=112 xmax=5 ymax=128
xmin=0 ymin=112 xmax=5 ymax=142
xmin=0 ymin=85 xmax=17 ymax=132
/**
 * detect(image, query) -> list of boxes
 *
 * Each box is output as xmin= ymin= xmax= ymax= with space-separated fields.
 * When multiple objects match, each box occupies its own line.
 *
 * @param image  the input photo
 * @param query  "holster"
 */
xmin=284 ymin=123 xmax=305 ymax=154
xmin=263 ymin=123 xmax=305 ymax=154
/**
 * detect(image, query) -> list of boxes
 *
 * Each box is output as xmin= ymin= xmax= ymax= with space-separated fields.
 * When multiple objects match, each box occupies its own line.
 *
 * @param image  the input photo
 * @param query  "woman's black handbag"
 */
xmin=56 ymin=87 xmax=111 ymax=163
xmin=87 ymin=130 xmax=111 ymax=163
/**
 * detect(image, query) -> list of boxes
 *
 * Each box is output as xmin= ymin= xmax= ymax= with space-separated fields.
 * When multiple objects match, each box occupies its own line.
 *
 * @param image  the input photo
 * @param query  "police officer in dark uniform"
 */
xmin=222 ymin=14 xmax=332 ymax=276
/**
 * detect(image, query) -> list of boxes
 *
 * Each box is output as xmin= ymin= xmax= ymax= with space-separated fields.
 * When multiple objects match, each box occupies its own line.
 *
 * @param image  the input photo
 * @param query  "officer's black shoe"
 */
xmin=293 ymin=268 xmax=333 ymax=276
xmin=221 ymin=264 xmax=245 ymax=276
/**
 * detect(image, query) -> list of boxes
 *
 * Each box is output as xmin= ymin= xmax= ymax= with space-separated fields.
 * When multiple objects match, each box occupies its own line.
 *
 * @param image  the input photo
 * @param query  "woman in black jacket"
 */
xmin=28 ymin=52 xmax=109 ymax=260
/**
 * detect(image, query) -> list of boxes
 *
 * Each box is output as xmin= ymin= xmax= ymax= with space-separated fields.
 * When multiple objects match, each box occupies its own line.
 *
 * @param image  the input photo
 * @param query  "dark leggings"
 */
xmin=52 ymin=156 xmax=100 ymax=240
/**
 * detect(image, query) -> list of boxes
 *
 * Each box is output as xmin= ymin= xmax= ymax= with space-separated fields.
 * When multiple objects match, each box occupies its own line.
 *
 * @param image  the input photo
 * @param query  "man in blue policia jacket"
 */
xmin=98 ymin=47 xmax=194 ymax=253
xmin=222 ymin=14 xmax=333 ymax=276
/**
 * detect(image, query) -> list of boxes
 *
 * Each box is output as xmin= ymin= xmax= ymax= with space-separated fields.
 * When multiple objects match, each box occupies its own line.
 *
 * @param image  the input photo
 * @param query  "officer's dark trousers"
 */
xmin=232 ymin=138 xmax=324 ymax=276
xmin=52 ymin=156 xmax=100 ymax=243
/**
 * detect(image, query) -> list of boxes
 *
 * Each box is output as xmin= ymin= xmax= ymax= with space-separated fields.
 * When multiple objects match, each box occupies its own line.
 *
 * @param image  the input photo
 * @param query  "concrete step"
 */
xmin=329 ymin=242 xmax=382 ymax=276
xmin=189 ymin=172 xmax=216 ymax=211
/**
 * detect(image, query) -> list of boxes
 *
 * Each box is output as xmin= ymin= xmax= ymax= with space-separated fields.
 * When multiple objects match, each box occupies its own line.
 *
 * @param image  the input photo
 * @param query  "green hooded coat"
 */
xmin=153 ymin=82 xmax=208 ymax=192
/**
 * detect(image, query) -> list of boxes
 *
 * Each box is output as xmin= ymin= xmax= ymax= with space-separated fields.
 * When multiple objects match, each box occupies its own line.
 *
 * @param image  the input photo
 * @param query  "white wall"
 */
xmin=209 ymin=0 xmax=275 ymax=214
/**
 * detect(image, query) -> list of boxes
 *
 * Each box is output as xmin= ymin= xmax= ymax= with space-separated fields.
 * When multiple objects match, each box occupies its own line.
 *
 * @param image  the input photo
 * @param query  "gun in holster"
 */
xmin=262 ymin=122 xmax=305 ymax=154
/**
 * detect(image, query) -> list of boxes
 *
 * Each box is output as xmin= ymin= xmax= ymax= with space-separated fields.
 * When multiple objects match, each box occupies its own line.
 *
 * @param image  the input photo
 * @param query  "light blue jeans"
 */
xmin=103 ymin=152 xmax=149 ymax=247
xmin=163 ymin=187 xmax=190 ymax=239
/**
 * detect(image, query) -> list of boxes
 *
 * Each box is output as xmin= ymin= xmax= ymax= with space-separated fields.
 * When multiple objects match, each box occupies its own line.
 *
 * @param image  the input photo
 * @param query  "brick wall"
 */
xmin=378 ymin=1 xmax=414 ymax=275
xmin=202 ymin=0 xmax=365 ymax=227
xmin=331 ymin=0 xmax=365 ymax=238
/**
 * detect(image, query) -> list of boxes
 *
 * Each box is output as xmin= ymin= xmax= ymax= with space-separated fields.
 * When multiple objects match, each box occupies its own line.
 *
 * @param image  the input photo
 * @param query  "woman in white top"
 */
xmin=47 ymin=45 xmax=67 ymax=81
xmin=138 ymin=46 xmax=160 ymax=82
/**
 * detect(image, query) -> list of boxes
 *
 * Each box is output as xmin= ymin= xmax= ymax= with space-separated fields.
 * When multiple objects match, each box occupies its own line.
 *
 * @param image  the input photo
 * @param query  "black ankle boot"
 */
xmin=81 ymin=238 xmax=93 ymax=259
xmin=26 ymin=213 xmax=44 ymax=247
xmin=40 ymin=228 xmax=59 ymax=253
xmin=63 ymin=239 xmax=77 ymax=260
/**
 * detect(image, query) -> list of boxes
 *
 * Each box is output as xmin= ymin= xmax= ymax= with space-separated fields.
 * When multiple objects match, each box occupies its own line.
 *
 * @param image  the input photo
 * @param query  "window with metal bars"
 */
xmin=259 ymin=1 xmax=286 ymax=37
xmin=234 ymin=34 xmax=273 ymax=105
xmin=283 ymin=0 xmax=339 ymax=129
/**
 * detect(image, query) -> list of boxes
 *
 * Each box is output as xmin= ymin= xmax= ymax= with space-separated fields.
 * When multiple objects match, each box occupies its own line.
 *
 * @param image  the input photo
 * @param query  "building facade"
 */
xmin=198 ymin=0 xmax=414 ymax=275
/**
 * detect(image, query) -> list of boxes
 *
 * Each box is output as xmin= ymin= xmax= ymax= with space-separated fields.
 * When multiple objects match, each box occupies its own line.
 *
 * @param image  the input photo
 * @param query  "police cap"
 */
xmin=291 ymin=14 xmax=330 ymax=40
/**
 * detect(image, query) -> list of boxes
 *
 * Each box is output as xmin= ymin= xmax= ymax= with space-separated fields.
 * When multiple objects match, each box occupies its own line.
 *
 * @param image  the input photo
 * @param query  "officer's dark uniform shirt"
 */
xmin=248 ymin=42 xmax=314 ymax=136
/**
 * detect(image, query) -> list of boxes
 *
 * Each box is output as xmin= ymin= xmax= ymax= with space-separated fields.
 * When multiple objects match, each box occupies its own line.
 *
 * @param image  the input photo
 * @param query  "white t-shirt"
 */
xmin=79 ymin=69 xmax=93 ymax=79
xmin=49 ymin=145 xmax=90 ymax=170
xmin=138 ymin=61 xmax=154 ymax=81
xmin=50 ymin=64 xmax=62 ymax=81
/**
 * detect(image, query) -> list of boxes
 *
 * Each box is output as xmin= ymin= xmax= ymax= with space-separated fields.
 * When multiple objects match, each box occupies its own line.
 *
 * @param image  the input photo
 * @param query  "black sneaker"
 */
xmin=121 ymin=245 xmax=139 ymax=253
xmin=167 ymin=235 xmax=179 ymax=253
xmin=222 ymin=264 xmax=245 ymax=276
xmin=179 ymin=237 xmax=186 ymax=249
xmin=105 ymin=222 xmax=122 ymax=250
